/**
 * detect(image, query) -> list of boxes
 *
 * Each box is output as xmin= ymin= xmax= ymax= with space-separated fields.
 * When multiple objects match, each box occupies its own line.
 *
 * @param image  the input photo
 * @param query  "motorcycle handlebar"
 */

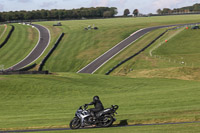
xmin=83 ymin=104 xmax=88 ymax=110
xmin=112 ymin=105 xmax=119 ymax=110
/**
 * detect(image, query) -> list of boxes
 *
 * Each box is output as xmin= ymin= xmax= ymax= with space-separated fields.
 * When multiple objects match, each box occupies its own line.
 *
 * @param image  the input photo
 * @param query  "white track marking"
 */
xmin=0 ymin=25 xmax=7 ymax=40
xmin=6 ymin=24 xmax=51 ymax=70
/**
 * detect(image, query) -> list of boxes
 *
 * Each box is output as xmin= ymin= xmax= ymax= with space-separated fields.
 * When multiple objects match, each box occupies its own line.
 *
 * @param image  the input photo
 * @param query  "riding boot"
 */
xmin=93 ymin=116 xmax=96 ymax=121
xmin=91 ymin=111 xmax=96 ymax=121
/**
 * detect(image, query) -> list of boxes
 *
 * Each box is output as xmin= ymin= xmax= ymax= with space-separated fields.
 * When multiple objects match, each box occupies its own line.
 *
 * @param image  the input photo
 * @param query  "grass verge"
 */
xmin=0 ymin=73 xmax=200 ymax=130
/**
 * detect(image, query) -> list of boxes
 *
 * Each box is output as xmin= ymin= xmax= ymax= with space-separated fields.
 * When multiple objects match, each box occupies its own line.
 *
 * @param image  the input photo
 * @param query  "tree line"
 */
xmin=0 ymin=7 xmax=118 ymax=22
xmin=157 ymin=3 xmax=200 ymax=14
xmin=123 ymin=9 xmax=139 ymax=16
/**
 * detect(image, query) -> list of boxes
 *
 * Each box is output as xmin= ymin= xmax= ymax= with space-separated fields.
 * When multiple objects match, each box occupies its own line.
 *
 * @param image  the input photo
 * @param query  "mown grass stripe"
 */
xmin=0 ymin=74 xmax=200 ymax=130
xmin=0 ymin=24 xmax=38 ymax=69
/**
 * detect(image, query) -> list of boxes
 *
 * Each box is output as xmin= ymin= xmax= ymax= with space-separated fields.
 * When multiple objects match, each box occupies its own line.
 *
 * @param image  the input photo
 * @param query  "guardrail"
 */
xmin=39 ymin=33 xmax=65 ymax=71
xmin=0 ymin=25 xmax=15 ymax=48
xmin=150 ymin=12 xmax=200 ymax=17
xmin=19 ymin=63 xmax=37 ymax=71
xmin=0 ymin=70 xmax=49 ymax=75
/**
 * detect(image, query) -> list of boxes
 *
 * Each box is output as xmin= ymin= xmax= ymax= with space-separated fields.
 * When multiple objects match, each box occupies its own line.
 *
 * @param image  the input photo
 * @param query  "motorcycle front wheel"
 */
xmin=69 ymin=117 xmax=81 ymax=129
xmin=100 ymin=115 xmax=114 ymax=127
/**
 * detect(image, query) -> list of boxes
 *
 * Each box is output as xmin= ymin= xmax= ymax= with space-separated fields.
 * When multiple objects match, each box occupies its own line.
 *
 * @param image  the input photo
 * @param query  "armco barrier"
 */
xmin=105 ymin=30 xmax=168 ymax=75
xmin=0 ymin=71 xmax=48 ymax=75
xmin=0 ymin=25 xmax=15 ymax=48
xmin=149 ymin=12 xmax=200 ymax=17
xmin=38 ymin=33 xmax=65 ymax=71
xmin=19 ymin=63 xmax=37 ymax=71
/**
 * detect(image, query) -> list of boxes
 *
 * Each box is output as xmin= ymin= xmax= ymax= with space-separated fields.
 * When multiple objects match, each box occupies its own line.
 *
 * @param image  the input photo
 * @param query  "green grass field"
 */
xmin=34 ymin=15 xmax=200 ymax=73
xmin=1 ymin=15 xmax=200 ymax=132
xmin=0 ymin=23 xmax=38 ymax=69
xmin=0 ymin=73 xmax=200 ymax=131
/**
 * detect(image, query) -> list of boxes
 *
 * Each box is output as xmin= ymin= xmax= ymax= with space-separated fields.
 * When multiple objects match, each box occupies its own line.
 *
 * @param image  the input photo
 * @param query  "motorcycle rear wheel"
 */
xmin=100 ymin=115 xmax=114 ymax=127
xmin=69 ymin=117 xmax=81 ymax=129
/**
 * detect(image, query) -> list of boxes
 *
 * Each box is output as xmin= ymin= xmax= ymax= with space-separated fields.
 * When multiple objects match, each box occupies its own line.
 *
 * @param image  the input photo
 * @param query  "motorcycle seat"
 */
xmin=96 ymin=108 xmax=111 ymax=117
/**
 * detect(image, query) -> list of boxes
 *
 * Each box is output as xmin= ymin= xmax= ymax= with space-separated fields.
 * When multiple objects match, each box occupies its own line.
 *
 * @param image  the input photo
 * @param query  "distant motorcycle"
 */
xmin=69 ymin=104 xmax=119 ymax=129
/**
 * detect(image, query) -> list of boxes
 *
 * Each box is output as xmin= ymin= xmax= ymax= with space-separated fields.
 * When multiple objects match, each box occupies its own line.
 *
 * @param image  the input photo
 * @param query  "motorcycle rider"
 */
xmin=85 ymin=96 xmax=104 ymax=120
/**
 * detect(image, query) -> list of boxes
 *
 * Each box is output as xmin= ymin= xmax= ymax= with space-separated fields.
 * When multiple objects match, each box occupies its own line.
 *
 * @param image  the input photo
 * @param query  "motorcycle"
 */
xmin=69 ymin=104 xmax=119 ymax=129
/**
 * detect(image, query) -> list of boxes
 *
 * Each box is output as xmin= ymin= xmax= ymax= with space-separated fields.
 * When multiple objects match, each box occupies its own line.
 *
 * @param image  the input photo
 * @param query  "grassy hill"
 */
xmin=35 ymin=15 xmax=200 ymax=73
xmin=0 ymin=73 xmax=200 ymax=131
xmin=1 ymin=15 xmax=200 ymax=132
xmin=0 ymin=23 xmax=38 ymax=69
xmin=110 ymin=25 xmax=200 ymax=81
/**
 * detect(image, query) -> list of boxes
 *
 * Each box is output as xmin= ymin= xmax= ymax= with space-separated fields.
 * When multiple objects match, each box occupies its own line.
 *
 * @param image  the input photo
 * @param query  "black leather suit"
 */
xmin=87 ymin=99 xmax=104 ymax=116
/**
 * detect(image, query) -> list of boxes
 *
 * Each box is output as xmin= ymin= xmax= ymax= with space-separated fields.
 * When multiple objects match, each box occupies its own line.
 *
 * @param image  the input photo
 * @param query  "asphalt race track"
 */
xmin=77 ymin=23 xmax=200 ymax=74
xmin=2 ymin=121 xmax=200 ymax=132
xmin=6 ymin=24 xmax=50 ymax=71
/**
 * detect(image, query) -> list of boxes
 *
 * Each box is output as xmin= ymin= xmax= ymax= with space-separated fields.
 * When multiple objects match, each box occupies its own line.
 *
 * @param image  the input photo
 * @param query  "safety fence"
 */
xmin=150 ymin=55 xmax=195 ymax=68
xmin=0 ymin=25 xmax=15 ymax=48
xmin=0 ymin=70 xmax=49 ymax=75
xmin=150 ymin=12 xmax=200 ymax=17
xmin=39 ymin=33 xmax=65 ymax=71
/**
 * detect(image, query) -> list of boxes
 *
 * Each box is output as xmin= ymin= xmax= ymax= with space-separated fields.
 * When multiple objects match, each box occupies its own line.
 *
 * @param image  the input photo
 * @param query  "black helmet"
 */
xmin=93 ymin=96 xmax=99 ymax=101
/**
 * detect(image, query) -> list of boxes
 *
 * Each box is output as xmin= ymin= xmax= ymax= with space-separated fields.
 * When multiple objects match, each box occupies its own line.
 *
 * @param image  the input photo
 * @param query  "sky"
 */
xmin=0 ymin=0 xmax=200 ymax=15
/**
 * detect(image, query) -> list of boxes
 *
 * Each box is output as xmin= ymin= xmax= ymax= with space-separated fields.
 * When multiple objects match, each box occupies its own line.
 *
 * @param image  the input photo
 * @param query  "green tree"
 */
xmin=123 ymin=9 xmax=130 ymax=16
xmin=193 ymin=4 xmax=200 ymax=11
xmin=157 ymin=9 xmax=162 ymax=14
xmin=162 ymin=8 xmax=171 ymax=14
xmin=103 ymin=11 xmax=112 ymax=18
xmin=24 ymin=12 xmax=34 ymax=20
xmin=0 ymin=7 xmax=118 ymax=22
xmin=133 ymin=9 xmax=139 ymax=17
xmin=110 ymin=7 xmax=118 ymax=16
